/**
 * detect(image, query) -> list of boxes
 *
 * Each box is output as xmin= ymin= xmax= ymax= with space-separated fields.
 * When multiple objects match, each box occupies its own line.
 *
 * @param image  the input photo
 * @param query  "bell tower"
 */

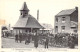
xmin=20 ymin=2 xmax=29 ymax=17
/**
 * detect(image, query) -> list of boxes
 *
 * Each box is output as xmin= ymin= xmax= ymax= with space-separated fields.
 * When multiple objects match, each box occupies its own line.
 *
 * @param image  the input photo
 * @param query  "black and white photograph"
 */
xmin=0 ymin=0 xmax=79 ymax=50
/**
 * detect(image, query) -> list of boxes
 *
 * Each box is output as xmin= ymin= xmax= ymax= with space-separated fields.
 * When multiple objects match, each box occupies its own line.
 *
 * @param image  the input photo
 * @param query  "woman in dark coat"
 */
xmin=19 ymin=33 xmax=22 ymax=43
xmin=34 ymin=33 xmax=39 ymax=48
xmin=25 ymin=34 xmax=28 ymax=44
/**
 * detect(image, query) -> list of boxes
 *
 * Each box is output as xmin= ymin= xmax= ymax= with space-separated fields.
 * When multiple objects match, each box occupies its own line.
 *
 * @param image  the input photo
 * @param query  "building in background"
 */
xmin=54 ymin=7 xmax=78 ymax=34
xmin=1 ymin=24 xmax=13 ymax=37
xmin=40 ymin=23 xmax=54 ymax=34
xmin=13 ymin=2 xmax=44 ymax=35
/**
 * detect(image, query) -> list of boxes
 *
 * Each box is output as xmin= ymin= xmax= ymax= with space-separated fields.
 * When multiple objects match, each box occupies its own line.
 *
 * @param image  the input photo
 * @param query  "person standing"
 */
xmin=68 ymin=34 xmax=75 ymax=48
xmin=25 ymin=34 xmax=28 ymax=44
xmin=28 ymin=33 xmax=31 ymax=43
xmin=19 ymin=33 xmax=22 ymax=43
xmin=15 ymin=34 xmax=18 ymax=43
xmin=44 ymin=36 xmax=49 ymax=49
xmin=34 ymin=32 xmax=39 ymax=48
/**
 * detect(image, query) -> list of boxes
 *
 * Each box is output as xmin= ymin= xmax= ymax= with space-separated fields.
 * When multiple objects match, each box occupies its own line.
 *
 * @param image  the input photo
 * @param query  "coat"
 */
xmin=19 ymin=34 xmax=22 ymax=41
xmin=15 ymin=35 xmax=18 ymax=40
xmin=34 ymin=34 xmax=38 ymax=47
xmin=45 ymin=38 xmax=49 ymax=45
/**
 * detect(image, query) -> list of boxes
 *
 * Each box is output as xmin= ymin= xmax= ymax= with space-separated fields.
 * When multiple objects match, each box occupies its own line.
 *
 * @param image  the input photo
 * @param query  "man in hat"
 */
xmin=44 ymin=37 xmax=49 ymax=48
xmin=15 ymin=34 xmax=18 ymax=43
xmin=44 ymin=33 xmax=49 ymax=49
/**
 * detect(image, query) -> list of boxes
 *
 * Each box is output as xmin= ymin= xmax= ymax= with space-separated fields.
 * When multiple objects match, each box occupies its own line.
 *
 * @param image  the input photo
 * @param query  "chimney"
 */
xmin=75 ymin=7 xmax=78 ymax=11
xmin=37 ymin=10 xmax=39 ymax=21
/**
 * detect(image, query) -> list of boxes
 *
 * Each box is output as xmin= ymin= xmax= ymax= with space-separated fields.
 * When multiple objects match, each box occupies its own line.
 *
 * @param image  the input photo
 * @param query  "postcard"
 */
xmin=0 ymin=0 xmax=80 ymax=52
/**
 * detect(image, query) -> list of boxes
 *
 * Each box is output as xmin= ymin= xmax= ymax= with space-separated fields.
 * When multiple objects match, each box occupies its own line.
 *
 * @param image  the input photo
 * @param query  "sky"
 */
xmin=0 ymin=0 xmax=80 ymax=28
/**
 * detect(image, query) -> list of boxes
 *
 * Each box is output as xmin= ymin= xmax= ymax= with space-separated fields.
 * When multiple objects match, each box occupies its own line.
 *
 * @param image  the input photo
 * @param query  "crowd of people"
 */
xmin=2 ymin=31 xmax=78 ymax=49
xmin=15 ymin=32 xmax=49 ymax=48
xmin=54 ymin=33 xmax=78 ymax=48
xmin=14 ymin=32 xmax=78 ymax=48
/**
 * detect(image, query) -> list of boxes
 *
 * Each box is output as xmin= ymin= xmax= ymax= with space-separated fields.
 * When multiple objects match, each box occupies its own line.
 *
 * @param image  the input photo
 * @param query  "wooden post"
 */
xmin=31 ymin=28 xmax=33 ymax=33
xmin=31 ymin=28 xmax=33 ymax=41
xmin=42 ymin=29 xmax=43 ymax=34
xmin=16 ymin=30 xmax=17 ymax=34
xmin=19 ymin=29 xmax=20 ymax=34
xmin=37 ymin=10 xmax=39 ymax=21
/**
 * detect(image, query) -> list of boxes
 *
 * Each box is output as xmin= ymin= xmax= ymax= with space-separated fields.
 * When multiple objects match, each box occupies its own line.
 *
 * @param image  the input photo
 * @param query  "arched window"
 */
xmin=61 ymin=26 xmax=65 ymax=32
xmin=62 ymin=17 xmax=66 ymax=23
xmin=62 ymin=17 xmax=65 ymax=21
xmin=55 ymin=26 xmax=58 ymax=33
xmin=56 ymin=17 xmax=58 ymax=22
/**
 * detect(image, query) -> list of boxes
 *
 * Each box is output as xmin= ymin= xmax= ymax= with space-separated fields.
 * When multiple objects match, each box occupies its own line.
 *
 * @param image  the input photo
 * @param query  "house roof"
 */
xmin=55 ymin=9 xmax=76 ymax=16
xmin=1 ymin=26 xmax=8 ymax=30
xmin=40 ymin=23 xmax=53 ymax=30
xmin=13 ymin=14 xmax=44 ymax=29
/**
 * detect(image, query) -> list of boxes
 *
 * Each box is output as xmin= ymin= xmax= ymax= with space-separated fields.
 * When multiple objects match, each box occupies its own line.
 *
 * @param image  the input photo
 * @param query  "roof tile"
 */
xmin=56 ymin=9 xmax=76 ymax=16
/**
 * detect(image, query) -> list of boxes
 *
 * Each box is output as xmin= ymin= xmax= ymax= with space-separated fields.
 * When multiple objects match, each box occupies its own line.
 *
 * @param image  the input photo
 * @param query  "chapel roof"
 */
xmin=13 ymin=2 xmax=44 ymax=29
xmin=20 ymin=2 xmax=29 ymax=11
xmin=13 ymin=14 xmax=44 ymax=29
